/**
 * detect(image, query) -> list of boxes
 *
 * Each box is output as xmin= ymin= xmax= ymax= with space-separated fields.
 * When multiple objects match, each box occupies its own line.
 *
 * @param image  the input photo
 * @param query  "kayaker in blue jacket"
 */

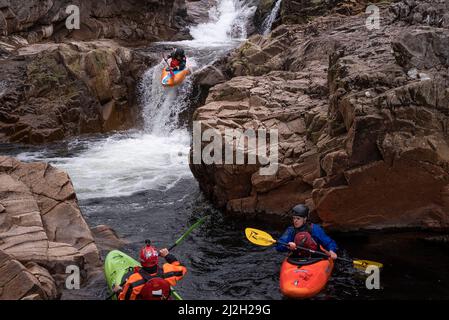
xmin=276 ymin=204 xmax=338 ymax=260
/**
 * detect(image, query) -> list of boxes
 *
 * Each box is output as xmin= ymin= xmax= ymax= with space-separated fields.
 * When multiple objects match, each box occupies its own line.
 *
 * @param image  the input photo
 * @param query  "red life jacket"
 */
xmin=294 ymin=231 xmax=318 ymax=256
xmin=118 ymin=264 xmax=185 ymax=300
xmin=170 ymin=58 xmax=181 ymax=68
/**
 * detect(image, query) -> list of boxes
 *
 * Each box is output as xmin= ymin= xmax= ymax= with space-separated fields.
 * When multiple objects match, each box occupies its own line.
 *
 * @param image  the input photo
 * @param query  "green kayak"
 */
xmin=104 ymin=250 xmax=182 ymax=300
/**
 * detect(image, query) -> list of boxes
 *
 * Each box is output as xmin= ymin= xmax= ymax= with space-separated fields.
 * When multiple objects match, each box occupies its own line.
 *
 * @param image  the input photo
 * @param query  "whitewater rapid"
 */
xmin=17 ymin=0 xmax=256 ymax=200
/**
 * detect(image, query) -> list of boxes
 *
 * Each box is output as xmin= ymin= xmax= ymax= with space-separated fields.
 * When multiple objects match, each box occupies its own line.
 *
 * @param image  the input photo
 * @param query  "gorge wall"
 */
xmin=0 ymin=0 xmax=190 ymax=43
xmin=0 ymin=0 xmax=196 ymax=144
xmin=190 ymin=0 xmax=449 ymax=231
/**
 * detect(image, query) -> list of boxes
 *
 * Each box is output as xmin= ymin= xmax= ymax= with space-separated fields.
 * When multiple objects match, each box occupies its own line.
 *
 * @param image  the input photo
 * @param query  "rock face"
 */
xmin=0 ymin=0 xmax=199 ymax=145
xmin=390 ymin=0 xmax=449 ymax=28
xmin=0 ymin=40 xmax=154 ymax=144
xmin=0 ymin=0 xmax=190 ymax=44
xmin=91 ymin=225 xmax=127 ymax=252
xmin=190 ymin=0 xmax=449 ymax=231
xmin=0 ymin=250 xmax=57 ymax=300
xmin=0 ymin=156 xmax=101 ymax=299
xmin=185 ymin=0 xmax=218 ymax=25
xmin=254 ymin=0 xmax=386 ymax=33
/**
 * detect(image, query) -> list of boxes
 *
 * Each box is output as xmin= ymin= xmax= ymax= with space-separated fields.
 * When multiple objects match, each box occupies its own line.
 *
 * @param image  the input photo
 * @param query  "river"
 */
xmin=2 ymin=0 xmax=449 ymax=300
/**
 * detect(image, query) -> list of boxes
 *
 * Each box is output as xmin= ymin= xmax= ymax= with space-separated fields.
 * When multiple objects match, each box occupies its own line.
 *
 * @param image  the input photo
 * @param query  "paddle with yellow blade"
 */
xmin=245 ymin=228 xmax=383 ymax=270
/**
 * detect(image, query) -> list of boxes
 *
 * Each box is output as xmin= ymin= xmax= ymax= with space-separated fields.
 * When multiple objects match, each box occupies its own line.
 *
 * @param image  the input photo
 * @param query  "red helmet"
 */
xmin=139 ymin=244 xmax=159 ymax=267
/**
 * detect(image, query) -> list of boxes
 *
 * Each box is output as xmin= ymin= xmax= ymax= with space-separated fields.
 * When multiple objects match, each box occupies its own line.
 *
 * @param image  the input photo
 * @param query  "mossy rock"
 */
xmin=26 ymin=53 xmax=69 ymax=98
xmin=85 ymin=49 xmax=115 ymax=77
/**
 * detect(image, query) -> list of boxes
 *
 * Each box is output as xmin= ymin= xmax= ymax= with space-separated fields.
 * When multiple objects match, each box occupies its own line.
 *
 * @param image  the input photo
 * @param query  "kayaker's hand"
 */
xmin=288 ymin=242 xmax=296 ymax=250
xmin=329 ymin=251 xmax=338 ymax=260
xmin=112 ymin=284 xmax=122 ymax=293
xmin=159 ymin=248 xmax=169 ymax=257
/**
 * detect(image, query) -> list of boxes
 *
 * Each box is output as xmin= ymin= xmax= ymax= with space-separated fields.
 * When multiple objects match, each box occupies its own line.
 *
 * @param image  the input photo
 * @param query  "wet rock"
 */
xmin=91 ymin=225 xmax=127 ymax=252
xmin=194 ymin=65 xmax=228 ymax=88
xmin=254 ymin=0 xmax=277 ymax=32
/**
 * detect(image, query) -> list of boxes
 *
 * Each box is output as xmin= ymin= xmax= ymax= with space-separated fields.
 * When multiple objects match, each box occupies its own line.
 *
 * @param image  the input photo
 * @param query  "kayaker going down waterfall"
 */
xmin=167 ymin=48 xmax=187 ymax=72
xmin=112 ymin=240 xmax=187 ymax=300
xmin=276 ymin=204 xmax=338 ymax=260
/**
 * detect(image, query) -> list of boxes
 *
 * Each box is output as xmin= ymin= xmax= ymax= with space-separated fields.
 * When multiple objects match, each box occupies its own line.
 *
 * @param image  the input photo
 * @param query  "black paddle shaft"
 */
xmin=279 ymin=240 xmax=352 ymax=263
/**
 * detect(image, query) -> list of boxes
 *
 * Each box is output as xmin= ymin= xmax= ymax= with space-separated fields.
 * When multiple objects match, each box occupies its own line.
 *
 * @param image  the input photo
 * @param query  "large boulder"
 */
xmin=0 ymin=156 xmax=101 ymax=299
xmin=228 ymin=30 xmax=291 ymax=76
xmin=185 ymin=0 xmax=218 ymax=25
xmin=0 ymin=40 xmax=154 ymax=144
xmin=189 ymin=1 xmax=449 ymax=231
xmin=0 ymin=250 xmax=55 ymax=300
xmin=91 ymin=225 xmax=127 ymax=252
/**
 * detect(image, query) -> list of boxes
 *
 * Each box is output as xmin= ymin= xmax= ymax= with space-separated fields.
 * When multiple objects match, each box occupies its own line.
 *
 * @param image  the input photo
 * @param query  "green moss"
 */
xmin=89 ymin=50 xmax=110 ymax=72
xmin=27 ymin=54 xmax=67 ymax=89
xmin=25 ymin=52 xmax=80 ymax=101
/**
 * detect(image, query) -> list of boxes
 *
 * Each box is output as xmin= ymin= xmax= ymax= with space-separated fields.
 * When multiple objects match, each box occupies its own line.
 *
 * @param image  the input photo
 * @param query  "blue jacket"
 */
xmin=275 ymin=224 xmax=338 ymax=253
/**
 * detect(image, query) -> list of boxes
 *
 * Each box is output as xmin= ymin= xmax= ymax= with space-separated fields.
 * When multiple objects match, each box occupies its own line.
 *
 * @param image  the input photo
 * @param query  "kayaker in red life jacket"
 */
xmin=166 ymin=48 xmax=187 ymax=72
xmin=276 ymin=204 xmax=338 ymax=260
xmin=112 ymin=240 xmax=187 ymax=300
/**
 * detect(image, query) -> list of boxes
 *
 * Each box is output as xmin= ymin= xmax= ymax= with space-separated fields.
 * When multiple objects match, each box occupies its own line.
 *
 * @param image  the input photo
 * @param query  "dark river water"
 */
xmin=74 ymin=178 xmax=449 ymax=300
xmin=2 ymin=136 xmax=449 ymax=300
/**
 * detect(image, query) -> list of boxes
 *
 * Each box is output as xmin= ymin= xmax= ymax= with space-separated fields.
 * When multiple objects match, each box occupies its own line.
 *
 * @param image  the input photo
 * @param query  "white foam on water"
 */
xmin=17 ymin=0 xmax=257 ymax=200
xmin=17 ymin=60 xmax=196 ymax=200
xmin=17 ymin=131 xmax=192 ymax=199
xmin=184 ymin=0 xmax=256 ymax=47
xmin=140 ymin=59 xmax=198 ymax=135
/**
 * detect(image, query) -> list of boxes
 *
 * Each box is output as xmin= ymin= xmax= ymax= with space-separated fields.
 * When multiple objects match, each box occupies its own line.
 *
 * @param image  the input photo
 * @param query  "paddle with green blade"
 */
xmin=167 ymin=215 xmax=210 ymax=300
xmin=169 ymin=215 xmax=210 ymax=251
xmin=106 ymin=215 xmax=210 ymax=300
xmin=245 ymin=228 xmax=383 ymax=271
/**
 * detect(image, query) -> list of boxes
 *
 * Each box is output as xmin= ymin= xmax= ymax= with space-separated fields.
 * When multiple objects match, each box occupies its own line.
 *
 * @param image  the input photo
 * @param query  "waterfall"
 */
xmin=139 ymin=61 xmax=196 ymax=135
xmin=188 ymin=0 xmax=257 ymax=45
xmin=16 ymin=0 xmax=257 ymax=200
xmin=262 ymin=0 xmax=282 ymax=36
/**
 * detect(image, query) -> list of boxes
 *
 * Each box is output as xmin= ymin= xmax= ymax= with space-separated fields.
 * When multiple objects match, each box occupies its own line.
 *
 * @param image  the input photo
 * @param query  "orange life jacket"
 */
xmin=118 ymin=262 xmax=187 ymax=300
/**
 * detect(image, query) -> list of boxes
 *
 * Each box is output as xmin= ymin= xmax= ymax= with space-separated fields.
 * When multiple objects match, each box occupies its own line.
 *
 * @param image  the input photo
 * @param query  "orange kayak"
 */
xmin=161 ymin=67 xmax=190 ymax=87
xmin=279 ymin=256 xmax=334 ymax=299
